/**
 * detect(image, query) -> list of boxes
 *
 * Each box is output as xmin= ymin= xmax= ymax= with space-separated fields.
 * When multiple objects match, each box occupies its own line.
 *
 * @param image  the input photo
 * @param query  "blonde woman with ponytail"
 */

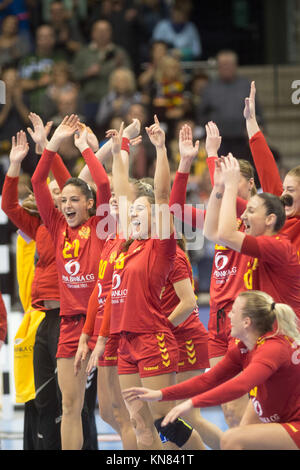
xmin=123 ymin=290 xmax=300 ymax=450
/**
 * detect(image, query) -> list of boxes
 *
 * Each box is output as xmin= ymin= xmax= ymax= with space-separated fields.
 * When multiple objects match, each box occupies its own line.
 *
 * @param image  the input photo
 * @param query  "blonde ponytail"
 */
xmin=273 ymin=303 xmax=300 ymax=346
xmin=238 ymin=290 xmax=300 ymax=345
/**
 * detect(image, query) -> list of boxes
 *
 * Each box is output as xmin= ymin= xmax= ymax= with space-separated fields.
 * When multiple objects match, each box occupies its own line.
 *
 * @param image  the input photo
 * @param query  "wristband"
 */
xmin=121 ymin=137 xmax=130 ymax=153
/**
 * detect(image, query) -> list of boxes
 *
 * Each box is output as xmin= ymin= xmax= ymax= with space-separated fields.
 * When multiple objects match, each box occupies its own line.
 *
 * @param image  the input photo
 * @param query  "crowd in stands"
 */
xmin=0 ymin=0 xmax=282 ymax=294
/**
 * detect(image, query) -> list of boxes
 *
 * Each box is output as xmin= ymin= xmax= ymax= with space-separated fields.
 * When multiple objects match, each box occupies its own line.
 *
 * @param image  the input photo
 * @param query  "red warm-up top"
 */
xmin=240 ymin=233 xmax=300 ymax=318
xmin=169 ymin=157 xmax=250 ymax=313
xmin=82 ymin=235 xmax=124 ymax=338
xmin=110 ymin=235 xmax=177 ymax=334
xmin=31 ymin=147 xmax=111 ymax=317
xmin=1 ymin=153 xmax=71 ymax=310
xmin=249 ymin=130 xmax=300 ymax=253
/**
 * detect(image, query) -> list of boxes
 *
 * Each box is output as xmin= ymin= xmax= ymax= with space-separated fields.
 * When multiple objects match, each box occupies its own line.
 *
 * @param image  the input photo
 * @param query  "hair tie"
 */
xmin=271 ymin=302 xmax=276 ymax=311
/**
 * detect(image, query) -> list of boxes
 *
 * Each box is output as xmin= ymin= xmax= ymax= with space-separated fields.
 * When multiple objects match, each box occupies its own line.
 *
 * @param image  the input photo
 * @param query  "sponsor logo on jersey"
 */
xmin=62 ymin=260 xmax=95 ymax=284
xmin=212 ymin=251 xmax=237 ymax=283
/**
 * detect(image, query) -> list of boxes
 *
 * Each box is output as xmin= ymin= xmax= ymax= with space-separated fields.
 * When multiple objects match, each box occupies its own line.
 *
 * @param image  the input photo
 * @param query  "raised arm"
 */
xmin=205 ymin=121 xmax=221 ymax=183
xmin=244 ymin=81 xmax=283 ymax=195
xmin=244 ymin=81 xmax=261 ymax=139
xmin=110 ymin=119 xmax=141 ymax=200
xmin=32 ymin=115 xmax=79 ymax=228
xmin=2 ymin=131 xmax=40 ymax=239
xmin=27 ymin=112 xmax=71 ymax=189
xmin=107 ymin=122 xmax=132 ymax=238
xmin=108 ymin=119 xmax=141 ymax=237
xmin=74 ymin=126 xmax=111 ymax=206
xmin=203 ymin=158 xmax=224 ymax=242
xmin=146 ymin=115 xmax=174 ymax=238
xmin=169 ymin=122 xmax=218 ymax=229
xmin=216 ymin=155 xmax=246 ymax=251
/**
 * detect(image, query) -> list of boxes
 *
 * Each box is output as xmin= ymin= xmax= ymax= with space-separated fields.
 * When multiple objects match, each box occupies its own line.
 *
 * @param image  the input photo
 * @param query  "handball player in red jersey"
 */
xmin=1 ymin=125 xmax=69 ymax=450
xmin=94 ymin=117 xmax=205 ymax=450
xmin=31 ymin=115 xmax=111 ymax=450
xmin=74 ymin=120 xmax=142 ymax=450
xmin=2 ymin=114 xmax=110 ymax=450
xmin=244 ymin=81 xmax=300 ymax=253
xmin=204 ymin=154 xmax=300 ymax=318
xmin=169 ymin=123 xmax=256 ymax=427
xmin=123 ymin=290 xmax=300 ymax=450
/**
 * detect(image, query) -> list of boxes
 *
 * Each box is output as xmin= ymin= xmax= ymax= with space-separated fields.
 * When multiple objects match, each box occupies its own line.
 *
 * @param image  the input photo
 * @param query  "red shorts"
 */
xmin=208 ymin=305 xmax=234 ymax=359
xmin=98 ymin=334 xmax=120 ymax=367
xmin=281 ymin=421 xmax=300 ymax=448
xmin=118 ymin=331 xmax=179 ymax=378
xmin=56 ymin=315 xmax=86 ymax=358
xmin=175 ymin=327 xmax=209 ymax=372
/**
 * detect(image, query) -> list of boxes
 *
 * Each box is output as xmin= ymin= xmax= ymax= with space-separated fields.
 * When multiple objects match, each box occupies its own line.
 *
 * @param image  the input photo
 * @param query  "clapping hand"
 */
xmin=74 ymin=123 xmax=89 ymax=152
xmin=244 ymin=81 xmax=256 ymax=121
xmin=50 ymin=114 xmax=79 ymax=148
xmin=27 ymin=112 xmax=53 ymax=154
xmin=9 ymin=130 xmax=29 ymax=164
xmin=220 ymin=153 xmax=240 ymax=187
xmin=105 ymin=121 xmax=124 ymax=155
xmin=179 ymin=123 xmax=200 ymax=162
xmin=86 ymin=126 xmax=99 ymax=153
xmin=123 ymin=118 xmax=141 ymax=140
xmin=205 ymin=121 xmax=222 ymax=157
xmin=145 ymin=115 xmax=165 ymax=148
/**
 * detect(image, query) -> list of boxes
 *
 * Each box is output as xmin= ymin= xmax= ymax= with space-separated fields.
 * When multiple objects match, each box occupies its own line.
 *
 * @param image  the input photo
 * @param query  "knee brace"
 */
xmin=154 ymin=417 xmax=193 ymax=447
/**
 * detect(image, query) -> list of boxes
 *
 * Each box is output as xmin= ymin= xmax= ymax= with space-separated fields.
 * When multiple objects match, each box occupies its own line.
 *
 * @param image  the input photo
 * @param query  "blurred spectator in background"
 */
xmin=46 ymin=0 xmax=85 ymax=58
xmin=136 ymin=0 xmax=170 ymax=64
xmin=152 ymin=0 xmax=202 ymax=61
xmin=42 ymin=0 xmax=88 ymax=27
xmin=0 ymin=66 xmax=38 ymax=176
xmin=138 ymin=39 xmax=169 ymax=103
xmin=185 ymin=69 xmax=209 ymax=121
xmin=48 ymin=86 xmax=85 ymax=175
xmin=41 ymin=60 xmax=80 ymax=121
xmin=18 ymin=24 xmax=67 ymax=117
xmin=95 ymin=66 xmax=142 ymax=131
xmin=0 ymin=0 xmax=32 ymax=41
xmin=0 ymin=67 xmax=29 ymax=142
xmin=72 ymin=19 xmax=131 ymax=127
xmin=25 ymin=0 xmax=43 ymax=36
xmin=196 ymin=49 xmax=264 ymax=162
xmin=89 ymin=0 xmax=140 ymax=74
xmin=0 ymin=14 xmax=31 ymax=68
xmin=151 ymin=54 xmax=188 ymax=139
